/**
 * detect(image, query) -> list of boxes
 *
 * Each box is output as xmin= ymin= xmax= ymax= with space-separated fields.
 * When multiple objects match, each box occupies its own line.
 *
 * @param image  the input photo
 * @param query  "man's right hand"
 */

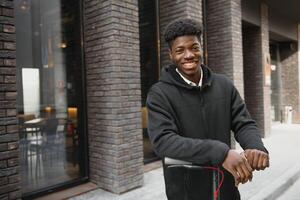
xmin=222 ymin=150 xmax=253 ymax=186
xmin=242 ymin=149 xmax=269 ymax=171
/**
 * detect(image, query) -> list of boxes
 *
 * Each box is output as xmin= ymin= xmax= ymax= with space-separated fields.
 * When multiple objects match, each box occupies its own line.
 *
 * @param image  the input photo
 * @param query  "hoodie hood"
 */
xmin=159 ymin=64 xmax=213 ymax=89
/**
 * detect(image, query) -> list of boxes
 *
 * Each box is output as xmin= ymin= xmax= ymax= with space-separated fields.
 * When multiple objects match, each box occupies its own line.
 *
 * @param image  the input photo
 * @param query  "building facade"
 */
xmin=0 ymin=0 xmax=300 ymax=199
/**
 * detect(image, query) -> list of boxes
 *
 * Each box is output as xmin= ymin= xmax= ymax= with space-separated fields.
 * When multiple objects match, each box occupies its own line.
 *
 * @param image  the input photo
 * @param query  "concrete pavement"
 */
xmin=276 ymin=175 xmax=300 ymax=200
xmin=70 ymin=123 xmax=300 ymax=200
xmin=239 ymin=123 xmax=300 ymax=200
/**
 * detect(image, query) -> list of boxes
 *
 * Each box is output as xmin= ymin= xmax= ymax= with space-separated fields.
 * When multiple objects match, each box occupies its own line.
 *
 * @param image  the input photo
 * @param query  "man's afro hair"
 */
xmin=164 ymin=18 xmax=202 ymax=46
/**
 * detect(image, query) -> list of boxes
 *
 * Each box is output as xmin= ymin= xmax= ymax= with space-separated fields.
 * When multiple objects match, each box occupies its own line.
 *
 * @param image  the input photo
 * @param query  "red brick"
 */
xmin=6 ymin=125 xmax=18 ymax=134
xmin=6 ymin=109 xmax=16 ymax=116
xmin=7 ymin=158 xmax=19 ymax=167
xmin=3 ymin=25 xmax=15 ymax=33
xmin=0 ymin=177 xmax=8 ymax=186
xmin=4 ymin=75 xmax=15 ymax=83
xmin=0 ymin=109 xmax=5 ymax=117
xmin=7 ymin=142 xmax=18 ymax=150
xmin=9 ymin=190 xmax=21 ymax=199
xmin=1 ymin=8 xmax=13 ymax=17
xmin=3 ymin=59 xmax=16 ymax=67
xmin=0 ymin=160 xmax=7 ymax=168
xmin=0 ymin=183 xmax=20 ymax=195
xmin=8 ymin=174 xmax=20 ymax=184
xmin=3 ymin=42 xmax=15 ymax=50
xmin=5 ymin=92 xmax=16 ymax=100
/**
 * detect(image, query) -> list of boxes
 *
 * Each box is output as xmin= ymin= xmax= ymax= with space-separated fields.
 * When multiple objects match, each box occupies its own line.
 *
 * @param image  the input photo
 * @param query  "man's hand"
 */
xmin=222 ymin=150 xmax=253 ymax=187
xmin=242 ymin=149 xmax=269 ymax=171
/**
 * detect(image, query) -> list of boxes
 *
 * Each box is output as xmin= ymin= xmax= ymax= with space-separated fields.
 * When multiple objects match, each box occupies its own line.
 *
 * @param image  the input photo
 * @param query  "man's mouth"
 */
xmin=182 ymin=61 xmax=198 ymax=68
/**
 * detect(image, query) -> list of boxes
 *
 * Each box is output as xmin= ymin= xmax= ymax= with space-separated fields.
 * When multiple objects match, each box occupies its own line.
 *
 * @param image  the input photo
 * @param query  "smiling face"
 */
xmin=169 ymin=35 xmax=202 ymax=83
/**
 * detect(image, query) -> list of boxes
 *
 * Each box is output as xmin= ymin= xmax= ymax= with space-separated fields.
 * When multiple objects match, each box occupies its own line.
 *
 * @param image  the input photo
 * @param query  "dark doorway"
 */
xmin=138 ymin=0 xmax=160 ymax=163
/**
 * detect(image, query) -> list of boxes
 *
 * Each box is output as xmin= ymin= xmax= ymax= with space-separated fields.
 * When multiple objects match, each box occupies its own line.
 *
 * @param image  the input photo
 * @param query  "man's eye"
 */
xmin=193 ymin=46 xmax=200 ymax=51
xmin=175 ymin=49 xmax=184 ymax=54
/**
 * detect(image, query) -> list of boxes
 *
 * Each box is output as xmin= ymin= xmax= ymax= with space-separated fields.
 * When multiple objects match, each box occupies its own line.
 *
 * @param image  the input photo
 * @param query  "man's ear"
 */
xmin=168 ymin=48 xmax=173 ymax=61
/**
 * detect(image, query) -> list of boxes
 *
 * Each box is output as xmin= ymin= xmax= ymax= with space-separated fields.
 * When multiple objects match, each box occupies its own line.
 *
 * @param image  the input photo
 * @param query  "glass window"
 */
xmin=138 ymin=0 xmax=160 ymax=163
xmin=15 ymin=0 xmax=87 ymax=195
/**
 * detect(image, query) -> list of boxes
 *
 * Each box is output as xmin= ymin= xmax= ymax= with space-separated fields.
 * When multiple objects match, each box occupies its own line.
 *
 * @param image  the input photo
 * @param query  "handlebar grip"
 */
xmin=164 ymin=157 xmax=192 ymax=165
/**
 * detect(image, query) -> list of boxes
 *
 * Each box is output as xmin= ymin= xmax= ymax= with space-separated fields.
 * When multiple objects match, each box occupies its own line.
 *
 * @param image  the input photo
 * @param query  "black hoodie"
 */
xmin=146 ymin=64 xmax=267 ymax=199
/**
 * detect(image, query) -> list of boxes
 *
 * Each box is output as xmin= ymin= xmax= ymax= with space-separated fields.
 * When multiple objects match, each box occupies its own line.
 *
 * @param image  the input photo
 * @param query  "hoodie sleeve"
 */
xmin=230 ymin=85 xmax=268 ymax=153
xmin=146 ymin=85 xmax=230 ymax=165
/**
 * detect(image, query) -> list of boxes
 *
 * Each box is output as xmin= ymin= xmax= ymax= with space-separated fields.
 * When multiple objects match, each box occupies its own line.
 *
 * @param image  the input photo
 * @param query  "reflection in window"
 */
xmin=22 ymin=68 xmax=40 ymax=117
xmin=15 ymin=0 xmax=86 ymax=196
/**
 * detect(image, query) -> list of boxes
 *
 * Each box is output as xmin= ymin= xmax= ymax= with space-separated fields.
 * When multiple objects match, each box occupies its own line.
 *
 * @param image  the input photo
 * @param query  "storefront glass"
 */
xmin=15 ymin=0 xmax=87 ymax=196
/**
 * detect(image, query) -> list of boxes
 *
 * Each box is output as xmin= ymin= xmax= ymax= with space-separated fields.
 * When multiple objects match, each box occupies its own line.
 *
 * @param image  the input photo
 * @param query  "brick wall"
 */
xmin=206 ymin=0 xmax=244 ymax=96
xmin=298 ymin=24 xmax=300 ymax=123
xmin=270 ymin=44 xmax=283 ymax=122
xmin=83 ymin=0 xmax=143 ymax=194
xmin=260 ymin=2 xmax=271 ymax=136
xmin=242 ymin=2 xmax=271 ymax=137
xmin=243 ymin=26 xmax=266 ymax=136
xmin=159 ymin=0 xmax=202 ymax=67
xmin=0 ymin=0 xmax=21 ymax=199
xmin=281 ymin=40 xmax=300 ymax=123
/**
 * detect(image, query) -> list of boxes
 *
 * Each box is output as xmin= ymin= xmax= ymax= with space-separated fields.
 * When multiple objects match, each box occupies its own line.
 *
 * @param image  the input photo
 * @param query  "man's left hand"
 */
xmin=241 ymin=149 xmax=269 ymax=171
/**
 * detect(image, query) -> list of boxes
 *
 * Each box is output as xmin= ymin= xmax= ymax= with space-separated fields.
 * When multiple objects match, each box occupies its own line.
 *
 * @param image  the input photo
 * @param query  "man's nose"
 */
xmin=184 ymin=50 xmax=194 ymax=59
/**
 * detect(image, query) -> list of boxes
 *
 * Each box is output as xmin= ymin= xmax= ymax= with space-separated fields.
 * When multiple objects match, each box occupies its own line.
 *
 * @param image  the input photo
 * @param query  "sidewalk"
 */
xmin=239 ymin=123 xmax=300 ymax=200
xmin=276 ymin=174 xmax=300 ymax=200
xmin=70 ymin=123 xmax=300 ymax=200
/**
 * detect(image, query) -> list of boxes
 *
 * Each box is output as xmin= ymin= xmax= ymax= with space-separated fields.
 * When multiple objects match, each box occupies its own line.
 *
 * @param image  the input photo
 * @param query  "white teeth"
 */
xmin=183 ymin=62 xmax=196 ymax=67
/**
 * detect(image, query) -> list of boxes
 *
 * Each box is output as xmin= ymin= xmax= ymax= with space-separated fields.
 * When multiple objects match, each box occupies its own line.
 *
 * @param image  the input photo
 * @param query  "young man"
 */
xmin=146 ymin=18 xmax=269 ymax=200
